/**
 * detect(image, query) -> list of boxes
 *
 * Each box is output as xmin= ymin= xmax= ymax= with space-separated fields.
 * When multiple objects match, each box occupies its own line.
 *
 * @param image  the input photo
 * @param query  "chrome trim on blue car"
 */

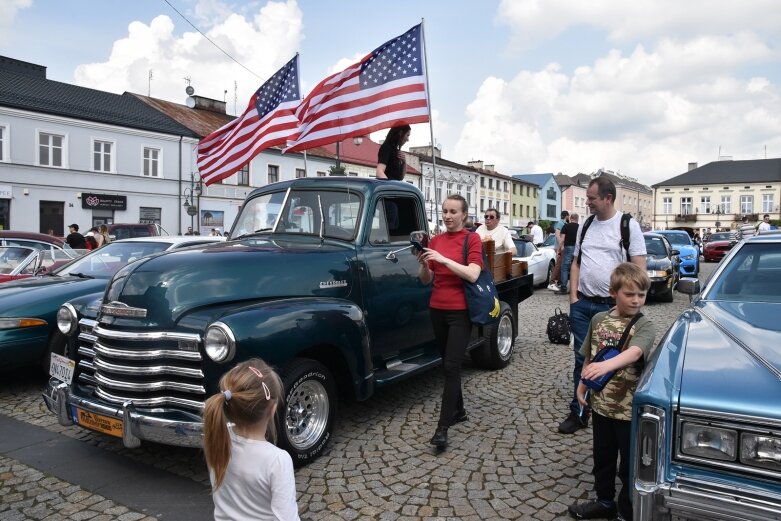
xmin=93 ymin=324 xmax=200 ymax=343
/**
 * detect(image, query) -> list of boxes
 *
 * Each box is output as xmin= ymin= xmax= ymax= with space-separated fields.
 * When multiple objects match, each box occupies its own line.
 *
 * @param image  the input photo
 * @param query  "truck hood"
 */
xmin=102 ymin=237 xmax=358 ymax=327
xmin=677 ymin=301 xmax=781 ymax=421
xmin=0 ymin=275 xmax=108 ymax=317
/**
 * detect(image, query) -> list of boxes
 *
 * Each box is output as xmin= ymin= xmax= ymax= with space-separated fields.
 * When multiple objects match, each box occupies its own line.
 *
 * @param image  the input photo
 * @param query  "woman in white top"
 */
xmin=203 ymin=359 xmax=300 ymax=521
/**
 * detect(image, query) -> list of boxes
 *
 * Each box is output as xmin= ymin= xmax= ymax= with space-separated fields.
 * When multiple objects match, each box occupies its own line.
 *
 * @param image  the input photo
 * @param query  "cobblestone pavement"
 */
xmin=0 ymin=263 xmax=715 ymax=520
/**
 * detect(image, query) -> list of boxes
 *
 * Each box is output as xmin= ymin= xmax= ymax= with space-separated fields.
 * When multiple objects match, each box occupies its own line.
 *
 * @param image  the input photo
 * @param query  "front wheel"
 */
xmin=542 ymin=261 xmax=554 ymax=287
xmin=470 ymin=302 xmax=515 ymax=369
xmin=277 ymin=358 xmax=337 ymax=467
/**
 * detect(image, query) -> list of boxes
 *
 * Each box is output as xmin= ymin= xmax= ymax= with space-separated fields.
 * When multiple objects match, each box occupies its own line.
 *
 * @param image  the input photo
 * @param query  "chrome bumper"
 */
xmin=42 ymin=378 xmax=203 ymax=449
xmin=635 ymin=476 xmax=781 ymax=520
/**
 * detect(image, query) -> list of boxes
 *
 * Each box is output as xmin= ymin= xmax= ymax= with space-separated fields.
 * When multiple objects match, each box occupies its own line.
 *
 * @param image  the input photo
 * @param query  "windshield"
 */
xmin=660 ymin=231 xmax=691 ymax=246
xmin=645 ymin=237 xmax=667 ymax=256
xmin=710 ymin=232 xmax=732 ymax=241
xmin=513 ymin=239 xmax=536 ymax=257
xmin=705 ymin=243 xmax=781 ymax=303
xmin=0 ymin=246 xmax=36 ymax=274
xmin=232 ymin=189 xmax=362 ymax=240
xmin=56 ymin=241 xmax=173 ymax=278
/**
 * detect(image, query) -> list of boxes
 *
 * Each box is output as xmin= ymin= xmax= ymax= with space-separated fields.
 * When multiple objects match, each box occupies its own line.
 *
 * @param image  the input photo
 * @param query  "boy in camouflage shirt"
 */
xmin=568 ymin=263 xmax=656 ymax=521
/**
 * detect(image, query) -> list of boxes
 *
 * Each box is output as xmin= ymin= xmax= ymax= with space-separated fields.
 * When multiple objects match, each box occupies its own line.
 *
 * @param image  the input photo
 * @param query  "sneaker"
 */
xmin=558 ymin=411 xmax=588 ymax=434
xmin=547 ymin=283 xmax=561 ymax=291
xmin=556 ymin=288 xmax=569 ymax=295
xmin=567 ymin=500 xmax=617 ymax=519
xmin=430 ymin=426 xmax=448 ymax=449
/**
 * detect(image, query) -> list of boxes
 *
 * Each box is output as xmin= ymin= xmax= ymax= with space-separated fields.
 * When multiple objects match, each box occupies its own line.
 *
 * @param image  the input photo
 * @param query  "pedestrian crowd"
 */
xmin=65 ymin=223 xmax=111 ymax=250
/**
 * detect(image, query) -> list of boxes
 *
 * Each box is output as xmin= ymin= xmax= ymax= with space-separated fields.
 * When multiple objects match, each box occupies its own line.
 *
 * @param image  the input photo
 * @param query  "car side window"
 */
xmin=368 ymin=202 xmax=390 ymax=245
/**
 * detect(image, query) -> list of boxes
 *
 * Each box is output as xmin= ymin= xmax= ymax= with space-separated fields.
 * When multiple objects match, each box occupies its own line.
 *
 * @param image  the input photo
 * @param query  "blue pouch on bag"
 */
xmin=581 ymin=313 xmax=643 ymax=392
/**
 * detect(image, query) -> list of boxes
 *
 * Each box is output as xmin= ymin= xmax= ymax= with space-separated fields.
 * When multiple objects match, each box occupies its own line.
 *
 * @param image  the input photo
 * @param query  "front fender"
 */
xmin=206 ymin=297 xmax=372 ymax=400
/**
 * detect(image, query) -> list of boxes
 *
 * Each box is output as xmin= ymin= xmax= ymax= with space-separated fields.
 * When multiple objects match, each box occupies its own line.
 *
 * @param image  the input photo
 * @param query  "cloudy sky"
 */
xmin=2 ymin=0 xmax=780 ymax=185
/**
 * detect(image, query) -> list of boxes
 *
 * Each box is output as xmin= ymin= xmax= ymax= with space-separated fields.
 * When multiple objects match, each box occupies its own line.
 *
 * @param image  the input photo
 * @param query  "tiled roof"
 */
xmin=512 ymin=173 xmax=554 ymax=187
xmin=320 ymin=137 xmax=419 ymax=175
xmin=0 ymin=64 xmax=198 ymax=137
xmin=131 ymin=93 xmax=234 ymax=138
xmin=414 ymin=155 xmax=518 ymax=180
xmin=653 ymin=158 xmax=781 ymax=187
xmin=597 ymin=170 xmax=652 ymax=193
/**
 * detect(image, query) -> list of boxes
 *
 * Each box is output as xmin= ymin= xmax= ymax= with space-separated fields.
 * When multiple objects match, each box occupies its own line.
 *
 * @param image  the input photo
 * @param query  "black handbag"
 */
xmin=546 ymin=308 xmax=571 ymax=344
xmin=582 ymin=313 xmax=643 ymax=391
xmin=462 ymin=233 xmax=500 ymax=325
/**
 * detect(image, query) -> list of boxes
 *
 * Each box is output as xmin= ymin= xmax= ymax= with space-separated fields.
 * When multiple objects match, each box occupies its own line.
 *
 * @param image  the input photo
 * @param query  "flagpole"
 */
xmin=421 ymin=18 xmax=440 ymax=233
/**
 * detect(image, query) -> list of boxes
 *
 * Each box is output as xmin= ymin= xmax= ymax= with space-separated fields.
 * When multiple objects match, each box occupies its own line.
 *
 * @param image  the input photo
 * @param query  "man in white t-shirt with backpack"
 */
xmin=558 ymin=177 xmax=647 ymax=435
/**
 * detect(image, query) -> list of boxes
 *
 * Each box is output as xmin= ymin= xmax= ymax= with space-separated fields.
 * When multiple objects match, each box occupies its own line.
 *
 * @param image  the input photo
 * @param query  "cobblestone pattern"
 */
xmin=0 ymin=455 xmax=157 ymax=521
xmin=0 ymin=263 xmax=710 ymax=520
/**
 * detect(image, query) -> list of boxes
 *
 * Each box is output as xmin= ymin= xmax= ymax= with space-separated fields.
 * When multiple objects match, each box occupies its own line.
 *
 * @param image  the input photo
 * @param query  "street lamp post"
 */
xmin=182 ymin=173 xmax=203 ymax=234
xmin=714 ymin=206 xmax=722 ymax=230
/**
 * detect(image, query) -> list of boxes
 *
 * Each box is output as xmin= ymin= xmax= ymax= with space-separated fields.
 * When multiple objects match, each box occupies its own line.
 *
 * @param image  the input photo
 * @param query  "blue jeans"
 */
xmin=569 ymin=298 xmax=612 ymax=414
xmin=560 ymin=246 xmax=575 ymax=291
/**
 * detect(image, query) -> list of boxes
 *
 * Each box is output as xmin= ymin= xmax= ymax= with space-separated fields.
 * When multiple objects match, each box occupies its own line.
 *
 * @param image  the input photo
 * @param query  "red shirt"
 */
xmin=428 ymin=230 xmax=484 ymax=310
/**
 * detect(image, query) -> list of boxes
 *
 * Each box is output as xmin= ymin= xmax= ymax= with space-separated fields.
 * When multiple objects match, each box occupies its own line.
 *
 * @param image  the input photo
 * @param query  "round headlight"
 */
xmin=57 ymin=303 xmax=78 ymax=335
xmin=204 ymin=322 xmax=236 ymax=363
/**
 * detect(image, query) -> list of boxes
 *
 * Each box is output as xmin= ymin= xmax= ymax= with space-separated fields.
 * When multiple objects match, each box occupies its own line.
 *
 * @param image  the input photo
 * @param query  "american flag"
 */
xmin=285 ymin=24 xmax=429 ymax=153
xmin=197 ymin=55 xmax=301 ymax=186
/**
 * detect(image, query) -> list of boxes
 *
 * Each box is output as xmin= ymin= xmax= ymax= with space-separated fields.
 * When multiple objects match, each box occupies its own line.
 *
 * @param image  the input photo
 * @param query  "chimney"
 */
xmin=191 ymin=95 xmax=227 ymax=114
xmin=484 ymin=164 xmax=495 ymax=172
xmin=688 ymin=162 xmax=697 ymax=171
xmin=409 ymin=145 xmax=441 ymax=158
xmin=468 ymin=160 xmax=484 ymax=170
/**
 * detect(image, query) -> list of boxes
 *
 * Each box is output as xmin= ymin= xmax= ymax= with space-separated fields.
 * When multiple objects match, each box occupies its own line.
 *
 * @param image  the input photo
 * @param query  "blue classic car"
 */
xmin=653 ymin=230 xmax=699 ymax=277
xmin=0 ymin=236 xmax=222 ymax=371
xmin=632 ymin=234 xmax=781 ymax=519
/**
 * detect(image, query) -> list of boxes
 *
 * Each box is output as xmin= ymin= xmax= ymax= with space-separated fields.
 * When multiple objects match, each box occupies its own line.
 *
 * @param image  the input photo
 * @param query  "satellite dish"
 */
xmin=185 ymin=85 xmax=195 ymax=96
xmin=185 ymin=96 xmax=196 ymax=108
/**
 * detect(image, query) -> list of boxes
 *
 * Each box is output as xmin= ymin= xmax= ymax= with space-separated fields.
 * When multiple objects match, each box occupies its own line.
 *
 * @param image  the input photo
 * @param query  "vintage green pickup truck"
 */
xmin=44 ymin=177 xmax=533 ymax=465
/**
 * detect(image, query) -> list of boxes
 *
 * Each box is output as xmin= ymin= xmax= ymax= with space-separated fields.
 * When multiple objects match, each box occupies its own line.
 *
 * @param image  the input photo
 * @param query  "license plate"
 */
xmin=49 ymin=353 xmax=75 ymax=385
xmin=72 ymin=407 xmax=123 ymax=438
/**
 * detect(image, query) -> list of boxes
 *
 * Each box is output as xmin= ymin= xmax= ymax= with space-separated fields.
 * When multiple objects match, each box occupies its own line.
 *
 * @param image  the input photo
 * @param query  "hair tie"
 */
xmin=222 ymin=390 xmax=232 ymax=402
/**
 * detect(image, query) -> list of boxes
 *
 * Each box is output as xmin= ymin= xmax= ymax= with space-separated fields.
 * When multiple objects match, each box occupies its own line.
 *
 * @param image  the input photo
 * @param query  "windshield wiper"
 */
xmin=67 ymin=272 xmax=95 ymax=279
xmin=233 ymin=228 xmax=274 ymax=240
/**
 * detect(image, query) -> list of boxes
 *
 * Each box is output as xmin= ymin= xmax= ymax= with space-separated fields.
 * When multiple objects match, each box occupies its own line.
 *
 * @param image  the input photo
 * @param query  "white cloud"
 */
xmin=454 ymin=29 xmax=781 ymax=184
xmin=0 ymin=0 xmax=32 ymax=45
xmin=73 ymin=0 xmax=303 ymax=115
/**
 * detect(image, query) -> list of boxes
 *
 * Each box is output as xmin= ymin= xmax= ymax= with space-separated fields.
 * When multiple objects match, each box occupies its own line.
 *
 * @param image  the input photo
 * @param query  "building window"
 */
xmin=237 ymin=164 xmax=250 ymax=185
xmin=296 ymin=168 xmax=306 ymax=178
xmin=503 ymin=202 xmax=508 ymax=215
xmin=547 ymin=204 xmax=556 ymax=218
xmin=39 ymin=132 xmax=64 ymax=167
xmin=762 ymin=194 xmax=774 ymax=213
xmin=663 ymin=197 xmax=672 ymax=214
xmin=547 ymin=187 xmax=557 ymax=200
xmin=700 ymin=196 xmax=710 ymax=214
xmin=317 ymin=171 xmax=326 ymax=177
xmin=512 ymin=185 xmax=517 ymax=195
xmin=143 ymin=147 xmax=160 ymax=177
xmin=526 ymin=186 xmax=530 ymax=197
xmin=348 ymin=171 xmax=358 ymax=176
xmin=466 ymin=191 xmax=471 ymax=206
xmin=513 ymin=203 xmax=517 ymax=216
xmin=267 ymin=164 xmax=279 ymax=184
xmin=480 ymin=177 xmax=485 ymax=188
xmin=526 ymin=205 xmax=530 ymax=217
xmin=93 ymin=140 xmax=113 ymax=172
xmin=489 ymin=179 xmax=493 ymax=189
xmin=680 ymin=197 xmax=692 ymax=215
xmin=504 ymin=181 xmax=508 ymax=192
xmin=480 ymin=199 xmax=485 ymax=212
xmin=720 ymin=195 xmax=731 ymax=214
xmin=436 ymin=182 xmax=442 ymax=202
xmin=533 ymin=206 xmax=537 ymax=218
xmin=0 ymin=124 xmax=7 ymax=161
xmin=740 ymin=195 xmax=753 ymax=215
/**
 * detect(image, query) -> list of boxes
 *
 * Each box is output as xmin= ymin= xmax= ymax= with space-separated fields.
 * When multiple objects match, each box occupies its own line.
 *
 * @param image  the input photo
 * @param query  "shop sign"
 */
xmin=82 ymin=193 xmax=127 ymax=210
xmin=0 ymin=185 xmax=12 ymax=199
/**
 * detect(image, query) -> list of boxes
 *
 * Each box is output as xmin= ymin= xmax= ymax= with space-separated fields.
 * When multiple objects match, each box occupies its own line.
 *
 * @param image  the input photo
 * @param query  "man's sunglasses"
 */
xmin=484 ymin=215 xmax=496 ymax=220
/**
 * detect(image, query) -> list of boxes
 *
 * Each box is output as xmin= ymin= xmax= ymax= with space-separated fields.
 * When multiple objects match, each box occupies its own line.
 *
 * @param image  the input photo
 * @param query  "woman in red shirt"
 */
xmin=417 ymin=194 xmax=483 ymax=450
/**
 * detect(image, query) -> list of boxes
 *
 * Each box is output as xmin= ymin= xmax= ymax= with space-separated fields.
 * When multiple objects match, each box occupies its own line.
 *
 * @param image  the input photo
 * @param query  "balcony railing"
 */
xmin=733 ymin=213 xmax=758 ymax=222
xmin=674 ymin=214 xmax=697 ymax=223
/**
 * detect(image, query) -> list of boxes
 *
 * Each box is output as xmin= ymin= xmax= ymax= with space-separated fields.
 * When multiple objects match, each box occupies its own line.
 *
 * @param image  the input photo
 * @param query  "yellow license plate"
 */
xmin=74 ymin=408 xmax=123 ymax=438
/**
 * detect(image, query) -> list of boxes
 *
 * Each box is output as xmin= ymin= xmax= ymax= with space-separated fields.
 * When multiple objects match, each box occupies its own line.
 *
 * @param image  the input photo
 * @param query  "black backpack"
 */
xmin=547 ymin=308 xmax=571 ymax=344
xmin=576 ymin=213 xmax=632 ymax=265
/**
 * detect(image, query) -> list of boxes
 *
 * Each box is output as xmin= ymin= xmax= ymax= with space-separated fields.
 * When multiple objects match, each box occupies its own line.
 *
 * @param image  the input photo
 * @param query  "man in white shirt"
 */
xmin=559 ymin=177 xmax=647 ymax=435
xmin=758 ymin=214 xmax=771 ymax=234
xmin=476 ymin=208 xmax=517 ymax=255
xmin=528 ymin=220 xmax=544 ymax=246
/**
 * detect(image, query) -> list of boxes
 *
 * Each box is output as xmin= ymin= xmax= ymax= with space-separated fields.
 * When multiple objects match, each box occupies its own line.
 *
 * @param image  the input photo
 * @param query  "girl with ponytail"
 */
xmin=203 ymin=358 xmax=300 ymax=521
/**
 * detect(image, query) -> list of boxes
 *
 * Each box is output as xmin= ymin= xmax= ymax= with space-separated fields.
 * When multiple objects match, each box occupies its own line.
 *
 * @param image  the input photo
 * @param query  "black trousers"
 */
xmin=592 ymin=411 xmax=632 ymax=520
xmin=430 ymin=308 xmax=471 ymax=427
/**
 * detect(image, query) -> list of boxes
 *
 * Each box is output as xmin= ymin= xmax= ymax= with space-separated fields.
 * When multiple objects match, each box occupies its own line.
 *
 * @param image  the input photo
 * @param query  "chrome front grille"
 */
xmin=75 ymin=320 xmax=206 ymax=411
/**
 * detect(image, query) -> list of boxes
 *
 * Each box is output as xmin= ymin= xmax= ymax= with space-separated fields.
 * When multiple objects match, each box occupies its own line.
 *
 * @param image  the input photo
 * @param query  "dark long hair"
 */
xmin=383 ymin=124 xmax=411 ymax=149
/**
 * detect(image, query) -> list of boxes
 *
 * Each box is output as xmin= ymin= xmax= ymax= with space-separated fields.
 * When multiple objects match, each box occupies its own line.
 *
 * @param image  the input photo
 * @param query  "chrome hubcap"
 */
xmin=497 ymin=313 xmax=513 ymax=359
xmin=286 ymin=380 xmax=329 ymax=450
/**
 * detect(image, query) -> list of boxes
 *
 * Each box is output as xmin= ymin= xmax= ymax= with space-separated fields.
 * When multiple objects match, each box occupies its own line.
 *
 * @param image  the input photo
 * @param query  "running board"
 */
xmin=374 ymin=354 xmax=441 ymax=386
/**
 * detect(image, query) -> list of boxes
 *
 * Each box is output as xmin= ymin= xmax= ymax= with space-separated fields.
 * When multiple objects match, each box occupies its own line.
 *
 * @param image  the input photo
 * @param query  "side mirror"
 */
xmin=409 ymin=230 xmax=429 ymax=252
xmin=670 ymin=249 xmax=680 ymax=256
xmin=676 ymin=278 xmax=700 ymax=295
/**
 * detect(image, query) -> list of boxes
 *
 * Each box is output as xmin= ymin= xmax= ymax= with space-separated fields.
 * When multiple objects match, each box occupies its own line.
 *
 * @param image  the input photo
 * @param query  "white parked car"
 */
xmin=512 ymin=238 xmax=557 ymax=287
